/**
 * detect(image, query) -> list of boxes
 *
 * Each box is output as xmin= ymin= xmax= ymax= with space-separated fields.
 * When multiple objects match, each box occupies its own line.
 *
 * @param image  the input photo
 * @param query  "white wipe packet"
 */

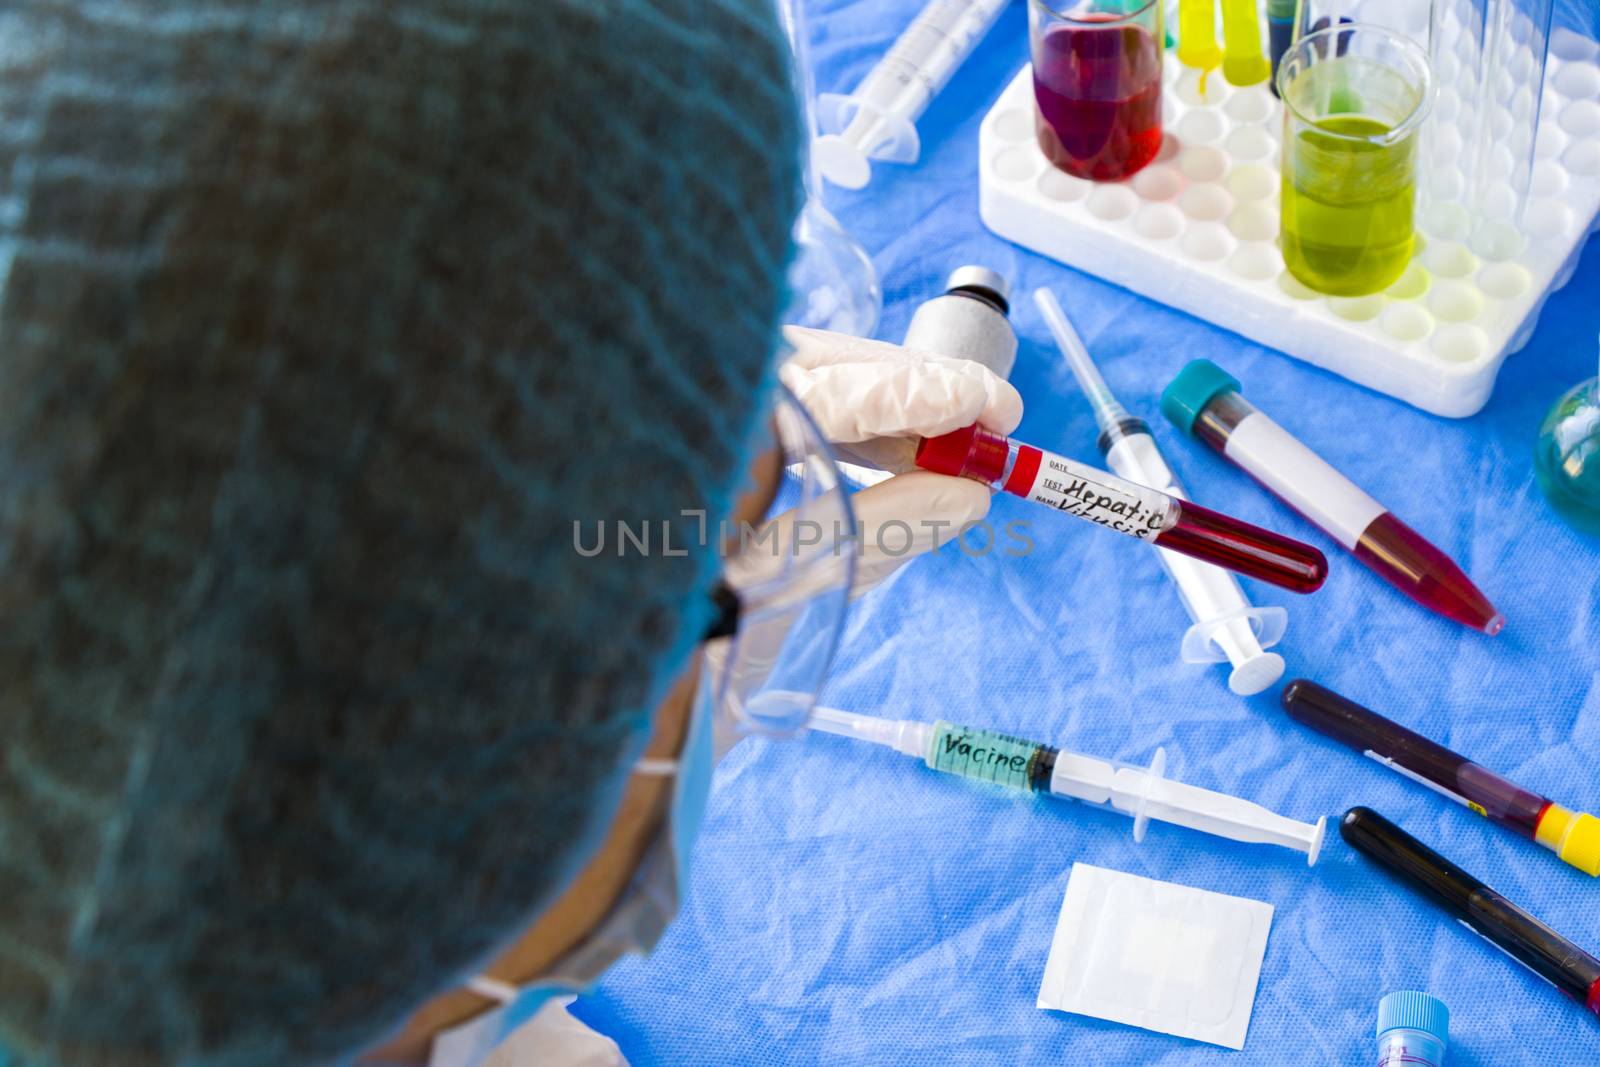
xmin=1036 ymin=863 xmax=1273 ymax=1050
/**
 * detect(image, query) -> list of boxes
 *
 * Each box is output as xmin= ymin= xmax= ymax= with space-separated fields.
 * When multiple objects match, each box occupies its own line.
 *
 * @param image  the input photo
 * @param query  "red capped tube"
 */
xmin=916 ymin=424 xmax=1327 ymax=594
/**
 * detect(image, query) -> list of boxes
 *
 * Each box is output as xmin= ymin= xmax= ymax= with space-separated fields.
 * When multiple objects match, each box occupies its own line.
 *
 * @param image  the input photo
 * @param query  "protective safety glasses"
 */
xmin=703 ymin=384 xmax=857 ymax=738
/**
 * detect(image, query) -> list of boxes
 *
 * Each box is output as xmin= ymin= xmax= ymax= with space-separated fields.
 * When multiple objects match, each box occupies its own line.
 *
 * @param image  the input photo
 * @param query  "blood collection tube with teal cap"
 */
xmin=914 ymin=423 xmax=1328 ymax=593
xmin=1161 ymin=360 xmax=1502 ymax=634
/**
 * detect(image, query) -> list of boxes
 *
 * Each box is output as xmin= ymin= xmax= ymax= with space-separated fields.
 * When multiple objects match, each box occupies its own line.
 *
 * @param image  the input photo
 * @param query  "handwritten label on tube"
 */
xmin=1020 ymin=451 xmax=1176 ymax=540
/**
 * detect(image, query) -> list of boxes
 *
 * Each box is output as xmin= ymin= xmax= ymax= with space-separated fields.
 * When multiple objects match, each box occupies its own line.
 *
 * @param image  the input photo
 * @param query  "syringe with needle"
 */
xmin=1033 ymin=287 xmax=1288 ymax=696
xmin=809 ymin=706 xmax=1325 ymax=864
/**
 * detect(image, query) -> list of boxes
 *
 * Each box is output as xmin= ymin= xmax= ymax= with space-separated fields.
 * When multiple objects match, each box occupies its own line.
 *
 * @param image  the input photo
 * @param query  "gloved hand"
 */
xmin=707 ymin=326 xmax=1024 ymax=756
xmin=778 ymin=324 xmax=1024 ymax=595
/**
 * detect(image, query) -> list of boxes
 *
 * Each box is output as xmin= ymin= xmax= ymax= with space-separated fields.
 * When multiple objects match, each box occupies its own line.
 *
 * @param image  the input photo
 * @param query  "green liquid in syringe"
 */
xmin=926 ymin=721 xmax=1053 ymax=793
xmin=1281 ymin=114 xmax=1416 ymax=296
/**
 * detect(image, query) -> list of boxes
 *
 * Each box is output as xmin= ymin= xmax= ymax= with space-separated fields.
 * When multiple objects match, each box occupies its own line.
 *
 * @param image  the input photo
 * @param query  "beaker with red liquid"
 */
xmin=1029 ymin=0 xmax=1165 ymax=182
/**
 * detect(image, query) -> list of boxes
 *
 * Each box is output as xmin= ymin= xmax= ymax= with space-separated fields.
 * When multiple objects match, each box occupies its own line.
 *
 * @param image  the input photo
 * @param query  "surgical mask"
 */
xmin=428 ymin=676 xmax=716 ymax=1067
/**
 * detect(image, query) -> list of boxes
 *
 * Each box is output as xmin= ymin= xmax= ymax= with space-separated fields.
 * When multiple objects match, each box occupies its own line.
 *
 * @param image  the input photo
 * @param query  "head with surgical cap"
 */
xmin=0 ymin=1 xmax=798 ymax=1064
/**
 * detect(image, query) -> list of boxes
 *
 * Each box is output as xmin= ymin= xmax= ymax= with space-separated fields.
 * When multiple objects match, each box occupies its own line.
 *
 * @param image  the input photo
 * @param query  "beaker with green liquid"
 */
xmin=1277 ymin=25 xmax=1432 ymax=296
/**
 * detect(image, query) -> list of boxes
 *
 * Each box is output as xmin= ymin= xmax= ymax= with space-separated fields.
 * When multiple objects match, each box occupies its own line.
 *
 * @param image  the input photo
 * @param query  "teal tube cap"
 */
xmin=1160 ymin=359 xmax=1240 ymax=436
xmin=1377 ymin=990 xmax=1449 ymax=1046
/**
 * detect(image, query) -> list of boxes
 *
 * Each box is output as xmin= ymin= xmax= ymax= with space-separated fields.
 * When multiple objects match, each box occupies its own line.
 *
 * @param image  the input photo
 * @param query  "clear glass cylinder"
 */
xmin=1277 ymin=24 xmax=1433 ymax=295
xmin=1426 ymin=0 xmax=1556 ymax=259
xmin=1291 ymin=0 xmax=1432 ymax=42
xmin=775 ymin=0 xmax=883 ymax=336
xmin=1293 ymin=1 xmax=1559 ymax=261
xmin=1029 ymin=0 xmax=1166 ymax=181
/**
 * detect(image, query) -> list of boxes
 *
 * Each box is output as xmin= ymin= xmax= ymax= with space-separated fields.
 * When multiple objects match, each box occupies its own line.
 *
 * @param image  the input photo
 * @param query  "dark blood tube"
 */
xmin=1283 ymin=680 xmax=1600 ymax=876
xmin=1342 ymin=807 xmax=1600 ymax=1017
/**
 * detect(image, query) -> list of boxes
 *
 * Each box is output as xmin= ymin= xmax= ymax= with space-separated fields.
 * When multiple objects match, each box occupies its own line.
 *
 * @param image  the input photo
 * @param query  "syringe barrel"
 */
xmin=1100 ymin=418 xmax=1180 ymax=497
xmin=1047 ymin=747 xmax=1323 ymax=861
xmin=1038 ymin=292 xmax=1284 ymax=686
xmin=862 ymin=0 xmax=1008 ymax=108
xmin=919 ymin=720 xmax=1321 ymax=862
xmin=924 ymin=720 xmax=1055 ymax=793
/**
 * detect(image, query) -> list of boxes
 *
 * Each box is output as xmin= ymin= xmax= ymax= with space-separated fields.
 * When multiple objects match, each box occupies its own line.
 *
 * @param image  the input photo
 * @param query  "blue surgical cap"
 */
xmin=0 ymin=1 xmax=799 ymax=1064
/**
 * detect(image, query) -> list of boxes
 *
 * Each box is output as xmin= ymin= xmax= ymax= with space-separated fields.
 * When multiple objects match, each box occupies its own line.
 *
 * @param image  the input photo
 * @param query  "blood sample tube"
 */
xmin=1282 ymin=680 xmax=1600 ymax=876
xmin=914 ymin=423 xmax=1327 ymax=593
xmin=1342 ymin=807 xmax=1600 ymax=1021
xmin=1161 ymin=360 xmax=1502 ymax=634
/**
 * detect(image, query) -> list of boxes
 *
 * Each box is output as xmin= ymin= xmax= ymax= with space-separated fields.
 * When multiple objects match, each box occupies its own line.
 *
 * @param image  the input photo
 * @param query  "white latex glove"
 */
xmin=779 ymin=325 xmax=1024 ymax=595
xmin=709 ymin=327 xmax=1023 ymax=757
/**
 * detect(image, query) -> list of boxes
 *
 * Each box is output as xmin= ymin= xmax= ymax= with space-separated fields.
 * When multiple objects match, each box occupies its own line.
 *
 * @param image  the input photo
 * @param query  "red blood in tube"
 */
xmin=1033 ymin=20 xmax=1164 ymax=181
xmin=1158 ymin=500 xmax=1328 ymax=595
xmin=1353 ymin=512 xmax=1504 ymax=635
xmin=1002 ymin=446 xmax=1042 ymax=497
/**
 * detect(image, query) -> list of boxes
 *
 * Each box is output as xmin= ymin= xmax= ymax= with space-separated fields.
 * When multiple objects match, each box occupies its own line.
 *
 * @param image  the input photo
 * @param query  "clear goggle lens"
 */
xmin=705 ymin=385 xmax=856 ymax=738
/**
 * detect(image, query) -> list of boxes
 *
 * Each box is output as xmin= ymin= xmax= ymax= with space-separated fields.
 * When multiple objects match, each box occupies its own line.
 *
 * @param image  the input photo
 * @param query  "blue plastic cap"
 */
xmin=1160 ymin=359 xmax=1241 ymax=437
xmin=1377 ymin=991 xmax=1449 ymax=1046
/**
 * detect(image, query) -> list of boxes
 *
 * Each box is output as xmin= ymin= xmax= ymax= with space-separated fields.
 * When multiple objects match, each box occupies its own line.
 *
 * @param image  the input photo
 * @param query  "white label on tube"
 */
xmin=1222 ymin=413 xmax=1385 ymax=549
xmin=1017 ymin=448 xmax=1175 ymax=541
xmin=1456 ymin=919 xmax=1562 ymax=991
xmin=1364 ymin=750 xmax=1489 ymax=817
